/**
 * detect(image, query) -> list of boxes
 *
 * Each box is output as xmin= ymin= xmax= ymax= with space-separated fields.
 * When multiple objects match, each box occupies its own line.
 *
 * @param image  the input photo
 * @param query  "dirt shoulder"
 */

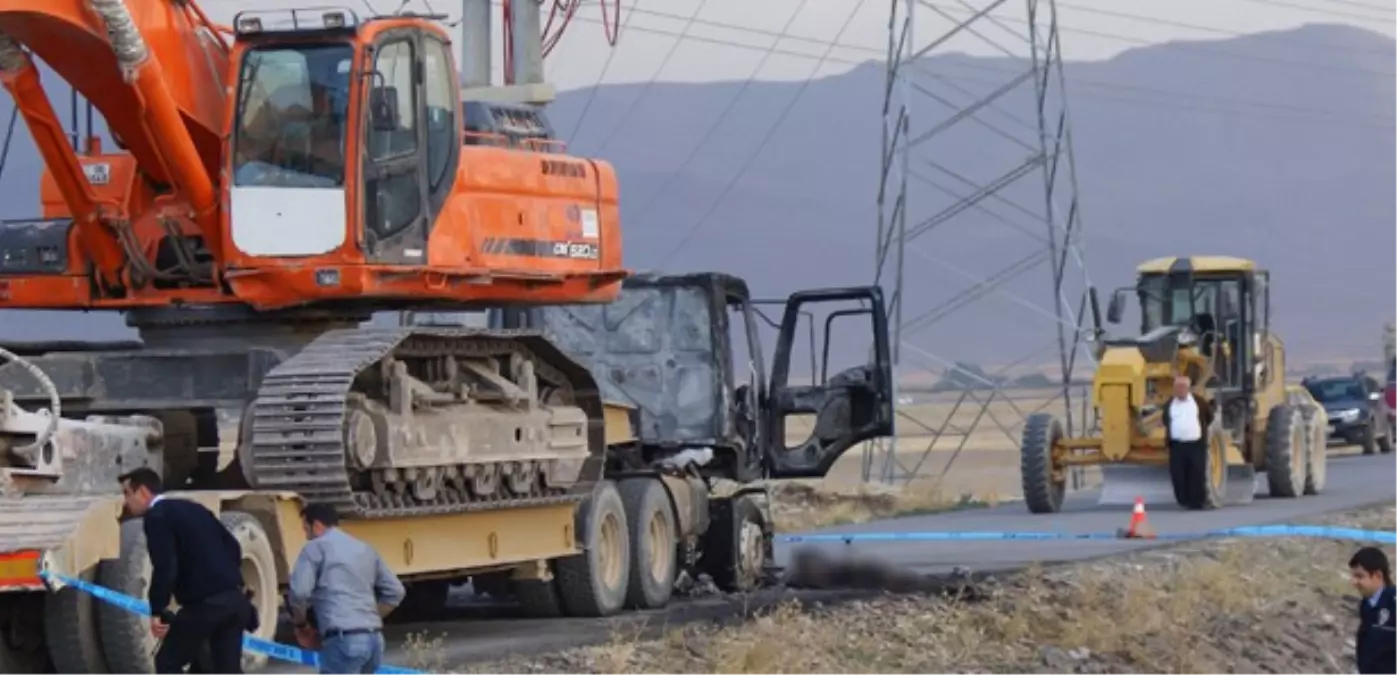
xmin=461 ymin=503 xmax=1395 ymax=674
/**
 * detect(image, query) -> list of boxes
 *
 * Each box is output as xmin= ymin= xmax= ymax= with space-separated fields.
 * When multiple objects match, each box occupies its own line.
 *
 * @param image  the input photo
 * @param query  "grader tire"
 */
xmin=1265 ymin=405 xmax=1306 ymax=499
xmin=619 ymin=478 xmax=678 ymax=610
xmin=44 ymin=566 xmax=108 ymax=673
xmin=1172 ymin=426 xmax=1227 ymax=510
xmin=1020 ymin=413 xmax=1066 ymax=514
xmin=1303 ymin=406 xmax=1328 ymax=495
xmin=219 ymin=511 xmax=279 ymax=674
xmin=555 ymin=480 xmax=630 ymax=617
xmin=97 ymin=520 xmax=158 ymax=674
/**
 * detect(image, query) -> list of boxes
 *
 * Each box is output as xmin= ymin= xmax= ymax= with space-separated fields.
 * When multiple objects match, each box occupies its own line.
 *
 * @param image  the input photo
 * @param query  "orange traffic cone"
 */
xmin=1121 ymin=497 xmax=1156 ymax=539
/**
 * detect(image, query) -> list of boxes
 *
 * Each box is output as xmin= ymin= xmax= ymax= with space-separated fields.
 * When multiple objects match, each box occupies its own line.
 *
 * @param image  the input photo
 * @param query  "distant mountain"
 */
xmin=0 ymin=23 xmax=1391 ymax=371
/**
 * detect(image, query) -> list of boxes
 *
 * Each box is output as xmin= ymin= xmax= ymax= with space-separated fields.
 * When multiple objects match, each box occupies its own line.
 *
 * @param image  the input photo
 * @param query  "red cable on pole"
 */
xmin=501 ymin=0 xmax=624 ymax=81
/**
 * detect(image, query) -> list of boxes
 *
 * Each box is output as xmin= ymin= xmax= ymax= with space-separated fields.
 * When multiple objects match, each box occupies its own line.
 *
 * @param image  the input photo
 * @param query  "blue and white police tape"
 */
xmin=38 ymin=570 xmax=424 ymax=675
xmin=776 ymin=524 xmax=1397 ymax=545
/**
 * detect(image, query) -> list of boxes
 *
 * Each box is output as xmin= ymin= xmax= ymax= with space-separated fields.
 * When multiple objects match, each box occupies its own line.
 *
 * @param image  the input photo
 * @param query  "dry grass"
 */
xmin=476 ymin=504 xmax=1396 ymax=674
xmin=764 ymin=480 xmax=999 ymax=533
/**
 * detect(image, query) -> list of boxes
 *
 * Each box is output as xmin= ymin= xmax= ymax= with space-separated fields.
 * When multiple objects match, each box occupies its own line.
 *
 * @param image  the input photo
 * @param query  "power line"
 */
xmin=622 ymin=0 xmax=818 ymax=225
xmin=1230 ymin=0 xmax=1395 ymax=22
xmin=582 ymin=0 xmax=716 ymax=156
xmin=921 ymin=2 xmax=1395 ymax=77
xmin=1298 ymin=0 xmax=1397 ymax=12
xmin=565 ymin=0 xmax=642 ymax=143
xmin=1057 ymin=1 xmax=1395 ymax=55
xmin=656 ymin=0 xmax=874 ymax=266
xmin=559 ymin=12 xmax=1394 ymax=129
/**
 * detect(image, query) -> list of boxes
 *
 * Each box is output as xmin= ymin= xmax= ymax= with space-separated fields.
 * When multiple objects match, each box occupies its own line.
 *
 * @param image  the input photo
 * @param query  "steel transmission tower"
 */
xmin=865 ymin=0 xmax=1095 ymax=488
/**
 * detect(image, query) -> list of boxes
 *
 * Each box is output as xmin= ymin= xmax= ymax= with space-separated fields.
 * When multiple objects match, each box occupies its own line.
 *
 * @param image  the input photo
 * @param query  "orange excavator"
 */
xmin=0 ymin=1 xmax=626 ymax=520
xmin=0 ymin=2 xmax=623 ymax=308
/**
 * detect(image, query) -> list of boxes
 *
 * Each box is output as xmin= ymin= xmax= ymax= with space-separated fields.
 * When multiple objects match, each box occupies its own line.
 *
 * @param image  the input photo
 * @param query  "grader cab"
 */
xmin=1019 ymin=256 xmax=1327 ymax=513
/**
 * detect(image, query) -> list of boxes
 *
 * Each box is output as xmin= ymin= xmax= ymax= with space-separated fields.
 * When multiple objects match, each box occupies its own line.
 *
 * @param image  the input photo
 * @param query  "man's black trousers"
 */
xmin=1168 ymin=438 xmax=1208 ymax=507
xmin=155 ymin=589 xmax=252 ymax=674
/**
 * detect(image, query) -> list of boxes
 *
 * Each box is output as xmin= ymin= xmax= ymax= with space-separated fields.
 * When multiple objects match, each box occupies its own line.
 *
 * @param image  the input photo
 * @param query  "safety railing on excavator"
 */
xmin=462 ymin=130 xmax=568 ymax=153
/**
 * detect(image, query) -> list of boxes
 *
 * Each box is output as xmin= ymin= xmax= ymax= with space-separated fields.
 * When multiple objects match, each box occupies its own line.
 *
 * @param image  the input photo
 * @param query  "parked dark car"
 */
xmin=1386 ymin=359 xmax=1395 ymax=428
xmin=1303 ymin=374 xmax=1394 ymax=455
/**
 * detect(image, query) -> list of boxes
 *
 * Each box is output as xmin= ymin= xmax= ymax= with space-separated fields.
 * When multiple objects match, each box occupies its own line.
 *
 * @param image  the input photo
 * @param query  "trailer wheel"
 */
xmin=1303 ymin=406 xmax=1327 ymax=495
xmin=1265 ymin=404 xmax=1306 ymax=499
xmin=619 ymin=478 xmax=677 ymax=610
xmin=97 ymin=519 xmax=157 ymax=674
xmin=555 ymin=480 xmax=630 ymax=617
xmin=0 ymin=593 xmax=50 ymax=673
xmin=218 ymin=511 xmax=278 ymax=673
xmin=45 ymin=565 xmax=108 ymax=673
xmin=1020 ymin=413 xmax=1065 ymax=514
xmin=703 ymin=494 xmax=772 ymax=593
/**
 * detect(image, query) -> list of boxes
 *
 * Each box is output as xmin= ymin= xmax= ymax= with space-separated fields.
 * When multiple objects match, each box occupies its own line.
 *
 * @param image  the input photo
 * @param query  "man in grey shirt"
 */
xmin=288 ymin=503 xmax=406 ymax=674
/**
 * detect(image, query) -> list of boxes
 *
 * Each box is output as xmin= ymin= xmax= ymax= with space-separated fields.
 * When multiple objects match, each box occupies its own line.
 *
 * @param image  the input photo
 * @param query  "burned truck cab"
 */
xmin=502 ymin=272 xmax=894 ymax=483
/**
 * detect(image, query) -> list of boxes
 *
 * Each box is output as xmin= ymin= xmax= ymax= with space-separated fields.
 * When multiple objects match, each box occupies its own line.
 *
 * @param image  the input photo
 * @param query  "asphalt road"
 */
xmin=270 ymin=451 xmax=1396 ymax=671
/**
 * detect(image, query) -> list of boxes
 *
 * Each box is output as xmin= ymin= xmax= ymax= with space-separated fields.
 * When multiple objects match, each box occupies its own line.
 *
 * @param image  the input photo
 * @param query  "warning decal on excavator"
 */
xmin=480 ymin=237 xmax=599 ymax=260
xmin=82 ymin=162 xmax=111 ymax=186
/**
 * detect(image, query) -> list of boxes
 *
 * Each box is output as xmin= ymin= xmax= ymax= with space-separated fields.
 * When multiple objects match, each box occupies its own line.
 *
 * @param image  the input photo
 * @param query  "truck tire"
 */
xmin=219 ymin=511 xmax=279 ymax=673
xmin=618 ymin=478 xmax=677 ymax=610
xmin=1265 ymin=405 xmax=1306 ymax=499
xmin=97 ymin=519 xmax=157 ymax=674
xmin=1020 ymin=413 xmax=1065 ymax=514
xmin=44 ymin=566 xmax=108 ymax=673
xmin=1302 ymin=405 xmax=1328 ymax=495
xmin=702 ymin=494 xmax=772 ymax=593
xmin=0 ymin=593 xmax=51 ymax=673
xmin=555 ymin=480 xmax=630 ymax=617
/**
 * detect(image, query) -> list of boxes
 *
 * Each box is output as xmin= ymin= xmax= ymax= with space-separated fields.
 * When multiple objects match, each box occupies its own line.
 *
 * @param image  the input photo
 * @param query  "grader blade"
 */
xmin=1098 ymin=466 xmax=1175 ymax=507
xmin=1225 ymin=465 xmax=1260 ymax=505
xmin=1098 ymin=465 xmax=1261 ymax=508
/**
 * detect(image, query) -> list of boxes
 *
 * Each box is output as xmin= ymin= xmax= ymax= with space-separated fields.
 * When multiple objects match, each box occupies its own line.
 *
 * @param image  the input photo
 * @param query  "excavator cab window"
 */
xmin=232 ymin=43 xmax=353 ymax=188
xmin=363 ymin=38 xmax=421 ymax=243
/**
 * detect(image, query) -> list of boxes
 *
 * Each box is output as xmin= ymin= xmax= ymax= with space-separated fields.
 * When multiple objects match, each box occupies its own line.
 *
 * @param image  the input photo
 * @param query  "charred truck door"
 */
xmin=762 ymin=286 xmax=894 ymax=478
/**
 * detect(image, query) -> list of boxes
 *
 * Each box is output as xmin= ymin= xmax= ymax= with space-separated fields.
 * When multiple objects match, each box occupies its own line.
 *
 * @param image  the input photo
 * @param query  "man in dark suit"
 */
xmin=118 ymin=468 xmax=254 ymax=673
xmin=1350 ymin=547 xmax=1396 ymax=674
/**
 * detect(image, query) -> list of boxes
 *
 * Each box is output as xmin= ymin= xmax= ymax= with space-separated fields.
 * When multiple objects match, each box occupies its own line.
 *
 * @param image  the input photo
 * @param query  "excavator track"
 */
xmin=246 ymin=327 xmax=602 ymax=520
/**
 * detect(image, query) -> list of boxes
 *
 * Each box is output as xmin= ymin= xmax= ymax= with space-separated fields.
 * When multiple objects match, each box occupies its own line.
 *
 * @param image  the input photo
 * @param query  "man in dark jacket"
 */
xmin=1159 ymin=374 xmax=1215 ymax=508
xmin=118 ymin=468 xmax=254 ymax=673
xmin=1351 ymin=547 xmax=1396 ymax=674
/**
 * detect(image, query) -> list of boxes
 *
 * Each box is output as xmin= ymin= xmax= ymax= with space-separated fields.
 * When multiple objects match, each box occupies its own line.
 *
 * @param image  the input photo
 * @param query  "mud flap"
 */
xmin=1099 ymin=465 xmax=1261 ymax=507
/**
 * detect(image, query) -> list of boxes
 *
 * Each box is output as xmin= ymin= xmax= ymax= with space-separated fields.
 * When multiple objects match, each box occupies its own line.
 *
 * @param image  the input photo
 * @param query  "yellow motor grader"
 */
xmin=1020 ymin=256 xmax=1328 ymax=513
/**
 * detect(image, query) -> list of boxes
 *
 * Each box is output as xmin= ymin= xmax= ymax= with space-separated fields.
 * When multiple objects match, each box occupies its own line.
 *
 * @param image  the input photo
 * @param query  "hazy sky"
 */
xmin=203 ymin=0 xmax=1396 ymax=88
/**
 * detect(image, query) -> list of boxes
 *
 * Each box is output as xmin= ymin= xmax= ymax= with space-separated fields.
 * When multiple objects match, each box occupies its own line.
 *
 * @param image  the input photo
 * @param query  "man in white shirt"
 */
xmin=1160 ymin=374 xmax=1215 ymax=509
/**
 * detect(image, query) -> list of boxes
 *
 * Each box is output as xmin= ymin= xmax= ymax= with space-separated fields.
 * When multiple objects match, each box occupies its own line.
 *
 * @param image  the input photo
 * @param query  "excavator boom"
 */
xmin=0 ymin=3 xmax=626 ymax=311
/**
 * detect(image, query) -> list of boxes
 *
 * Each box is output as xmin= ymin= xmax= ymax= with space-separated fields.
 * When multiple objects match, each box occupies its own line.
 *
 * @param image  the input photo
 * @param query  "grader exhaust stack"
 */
xmin=1021 ymin=256 xmax=1328 ymax=513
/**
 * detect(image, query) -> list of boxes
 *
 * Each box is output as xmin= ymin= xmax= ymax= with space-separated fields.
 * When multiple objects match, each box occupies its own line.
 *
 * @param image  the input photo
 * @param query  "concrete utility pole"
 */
xmin=458 ymin=0 xmax=556 ymax=105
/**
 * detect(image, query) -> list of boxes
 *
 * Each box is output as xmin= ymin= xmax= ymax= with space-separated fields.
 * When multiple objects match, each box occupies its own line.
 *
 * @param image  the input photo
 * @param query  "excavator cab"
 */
xmin=217 ymin=9 xmax=623 ymax=309
xmin=226 ymin=9 xmax=450 ymax=264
